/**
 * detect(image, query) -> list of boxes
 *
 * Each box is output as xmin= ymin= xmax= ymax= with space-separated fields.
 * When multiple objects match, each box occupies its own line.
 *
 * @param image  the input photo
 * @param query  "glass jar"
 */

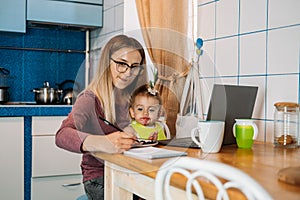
xmin=274 ymin=102 xmax=299 ymax=148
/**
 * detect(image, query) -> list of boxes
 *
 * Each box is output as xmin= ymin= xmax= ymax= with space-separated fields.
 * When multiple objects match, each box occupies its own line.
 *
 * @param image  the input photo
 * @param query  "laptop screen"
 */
xmin=206 ymin=84 xmax=258 ymax=145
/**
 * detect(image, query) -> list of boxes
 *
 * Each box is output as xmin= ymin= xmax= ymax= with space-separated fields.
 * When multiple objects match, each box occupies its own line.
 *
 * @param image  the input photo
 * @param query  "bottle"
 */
xmin=274 ymin=102 xmax=299 ymax=148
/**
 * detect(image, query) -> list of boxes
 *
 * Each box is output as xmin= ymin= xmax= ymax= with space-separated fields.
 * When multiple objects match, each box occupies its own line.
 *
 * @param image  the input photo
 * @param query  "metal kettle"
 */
xmin=0 ymin=67 xmax=10 ymax=103
xmin=0 ymin=87 xmax=9 ymax=103
xmin=56 ymin=80 xmax=79 ymax=105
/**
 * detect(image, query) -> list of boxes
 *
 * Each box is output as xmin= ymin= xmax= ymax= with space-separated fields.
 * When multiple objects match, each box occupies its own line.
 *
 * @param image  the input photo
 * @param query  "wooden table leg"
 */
xmin=104 ymin=161 xmax=133 ymax=200
xmin=103 ymin=160 xmax=196 ymax=199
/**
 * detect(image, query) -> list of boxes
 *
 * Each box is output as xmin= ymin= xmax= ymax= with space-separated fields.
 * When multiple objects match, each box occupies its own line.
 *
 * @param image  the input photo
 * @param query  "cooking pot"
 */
xmin=0 ymin=87 xmax=9 ymax=103
xmin=32 ymin=81 xmax=62 ymax=104
xmin=56 ymin=80 xmax=79 ymax=105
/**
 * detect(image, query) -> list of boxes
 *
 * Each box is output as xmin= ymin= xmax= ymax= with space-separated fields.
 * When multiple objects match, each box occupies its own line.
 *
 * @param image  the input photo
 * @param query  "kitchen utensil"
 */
xmin=0 ymin=68 xmax=11 ymax=103
xmin=0 ymin=67 xmax=10 ymax=87
xmin=0 ymin=67 xmax=10 ymax=75
xmin=32 ymin=81 xmax=62 ymax=104
xmin=56 ymin=80 xmax=79 ymax=105
xmin=0 ymin=86 xmax=9 ymax=103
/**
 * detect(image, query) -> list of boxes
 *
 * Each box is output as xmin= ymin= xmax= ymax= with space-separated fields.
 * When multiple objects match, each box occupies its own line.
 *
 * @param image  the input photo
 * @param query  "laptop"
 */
xmin=159 ymin=84 xmax=258 ymax=147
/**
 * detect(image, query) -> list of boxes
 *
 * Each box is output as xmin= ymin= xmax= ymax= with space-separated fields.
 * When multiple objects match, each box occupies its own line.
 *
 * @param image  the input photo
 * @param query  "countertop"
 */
xmin=0 ymin=103 xmax=72 ymax=116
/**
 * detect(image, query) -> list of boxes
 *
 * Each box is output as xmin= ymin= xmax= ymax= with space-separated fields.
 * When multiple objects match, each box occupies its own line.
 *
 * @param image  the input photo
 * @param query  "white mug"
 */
xmin=191 ymin=120 xmax=225 ymax=153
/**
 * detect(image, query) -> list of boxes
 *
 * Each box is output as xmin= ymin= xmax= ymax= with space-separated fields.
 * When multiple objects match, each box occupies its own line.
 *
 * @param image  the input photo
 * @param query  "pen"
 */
xmin=98 ymin=116 xmax=123 ymax=132
xmin=98 ymin=116 xmax=156 ymax=144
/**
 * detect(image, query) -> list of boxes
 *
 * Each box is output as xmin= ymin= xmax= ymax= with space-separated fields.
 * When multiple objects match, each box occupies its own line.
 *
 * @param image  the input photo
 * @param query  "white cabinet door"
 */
xmin=0 ymin=117 xmax=24 ymax=200
xmin=32 ymin=116 xmax=66 ymax=136
xmin=31 ymin=174 xmax=84 ymax=200
xmin=32 ymin=135 xmax=82 ymax=177
xmin=0 ymin=0 xmax=26 ymax=32
xmin=27 ymin=0 xmax=103 ymax=28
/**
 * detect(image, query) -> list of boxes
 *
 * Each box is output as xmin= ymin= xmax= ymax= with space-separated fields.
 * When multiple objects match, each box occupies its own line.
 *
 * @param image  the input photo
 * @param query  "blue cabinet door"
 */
xmin=27 ymin=0 xmax=103 ymax=28
xmin=0 ymin=0 xmax=26 ymax=33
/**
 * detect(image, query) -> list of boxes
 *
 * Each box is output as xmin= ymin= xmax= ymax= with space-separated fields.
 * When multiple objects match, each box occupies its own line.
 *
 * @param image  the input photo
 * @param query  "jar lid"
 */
xmin=274 ymin=102 xmax=299 ymax=108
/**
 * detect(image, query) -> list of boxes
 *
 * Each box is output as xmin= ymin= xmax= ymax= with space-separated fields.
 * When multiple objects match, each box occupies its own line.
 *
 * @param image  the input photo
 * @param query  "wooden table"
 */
xmin=93 ymin=143 xmax=300 ymax=200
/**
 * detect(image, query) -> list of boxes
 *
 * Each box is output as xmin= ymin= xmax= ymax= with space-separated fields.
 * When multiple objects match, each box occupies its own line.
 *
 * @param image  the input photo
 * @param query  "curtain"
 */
xmin=135 ymin=0 xmax=193 ymax=136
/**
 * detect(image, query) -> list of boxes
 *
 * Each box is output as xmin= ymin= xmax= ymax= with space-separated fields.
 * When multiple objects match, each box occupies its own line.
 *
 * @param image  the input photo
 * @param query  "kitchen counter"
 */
xmin=0 ymin=103 xmax=72 ymax=117
xmin=0 ymin=103 xmax=73 ymax=200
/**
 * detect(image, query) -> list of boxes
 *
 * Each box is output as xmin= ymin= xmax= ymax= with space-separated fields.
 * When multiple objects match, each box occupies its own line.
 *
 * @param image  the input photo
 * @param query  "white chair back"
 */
xmin=158 ymin=117 xmax=171 ymax=139
xmin=155 ymin=157 xmax=273 ymax=200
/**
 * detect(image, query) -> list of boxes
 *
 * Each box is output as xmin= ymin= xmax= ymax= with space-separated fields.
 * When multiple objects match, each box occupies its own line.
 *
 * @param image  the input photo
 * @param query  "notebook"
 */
xmin=159 ymin=84 xmax=258 ymax=147
xmin=124 ymin=147 xmax=187 ymax=159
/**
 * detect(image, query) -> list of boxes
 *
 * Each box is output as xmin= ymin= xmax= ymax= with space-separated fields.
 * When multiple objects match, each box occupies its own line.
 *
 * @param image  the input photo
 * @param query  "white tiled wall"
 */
xmin=89 ymin=0 xmax=124 ymax=79
xmin=198 ymin=0 xmax=300 ymax=142
xmin=239 ymin=0 xmax=267 ymax=33
xmin=90 ymin=0 xmax=300 ymax=143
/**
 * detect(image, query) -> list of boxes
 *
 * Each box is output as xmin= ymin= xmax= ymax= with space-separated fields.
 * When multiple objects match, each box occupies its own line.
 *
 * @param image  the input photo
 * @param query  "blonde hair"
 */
xmin=87 ymin=35 xmax=148 ymax=123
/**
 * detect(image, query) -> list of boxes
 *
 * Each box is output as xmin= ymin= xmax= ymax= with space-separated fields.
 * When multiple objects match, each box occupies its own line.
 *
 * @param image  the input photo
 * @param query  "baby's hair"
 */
xmin=130 ymin=84 xmax=162 ymax=107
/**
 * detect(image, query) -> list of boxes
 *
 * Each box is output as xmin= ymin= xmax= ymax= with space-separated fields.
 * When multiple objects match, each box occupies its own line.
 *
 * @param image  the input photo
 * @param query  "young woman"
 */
xmin=55 ymin=35 xmax=149 ymax=200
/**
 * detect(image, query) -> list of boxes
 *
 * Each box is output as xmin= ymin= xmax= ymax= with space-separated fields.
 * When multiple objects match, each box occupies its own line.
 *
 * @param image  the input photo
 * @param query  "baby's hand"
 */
xmin=148 ymin=131 xmax=158 ymax=141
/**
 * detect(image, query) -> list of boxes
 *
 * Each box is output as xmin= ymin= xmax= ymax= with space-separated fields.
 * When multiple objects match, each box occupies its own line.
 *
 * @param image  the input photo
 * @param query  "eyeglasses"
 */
xmin=111 ymin=58 xmax=141 ymax=76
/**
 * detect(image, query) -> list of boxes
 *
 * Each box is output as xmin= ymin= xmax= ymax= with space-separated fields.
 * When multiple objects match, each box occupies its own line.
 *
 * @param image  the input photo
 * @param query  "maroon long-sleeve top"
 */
xmin=55 ymin=90 xmax=130 ymax=182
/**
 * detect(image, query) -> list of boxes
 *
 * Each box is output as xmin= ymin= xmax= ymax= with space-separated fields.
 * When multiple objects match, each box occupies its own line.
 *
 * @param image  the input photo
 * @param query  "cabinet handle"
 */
xmin=62 ymin=182 xmax=81 ymax=187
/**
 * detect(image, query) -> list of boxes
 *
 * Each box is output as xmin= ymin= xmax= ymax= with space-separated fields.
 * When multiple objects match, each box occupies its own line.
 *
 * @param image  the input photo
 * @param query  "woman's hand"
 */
xmin=82 ymin=131 xmax=137 ymax=153
xmin=106 ymin=131 xmax=137 ymax=153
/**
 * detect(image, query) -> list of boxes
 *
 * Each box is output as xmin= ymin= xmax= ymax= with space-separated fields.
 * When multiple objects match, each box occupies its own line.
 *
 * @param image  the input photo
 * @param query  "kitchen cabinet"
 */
xmin=0 ymin=117 xmax=24 ymax=200
xmin=31 ymin=116 xmax=84 ymax=200
xmin=31 ymin=175 xmax=84 ymax=200
xmin=27 ymin=0 xmax=103 ymax=28
xmin=0 ymin=0 xmax=26 ymax=33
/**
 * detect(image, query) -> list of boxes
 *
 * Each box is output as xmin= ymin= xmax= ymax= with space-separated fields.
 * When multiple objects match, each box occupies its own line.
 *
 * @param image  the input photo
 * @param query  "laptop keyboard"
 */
xmin=158 ymin=137 xmax=199 ymax=148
